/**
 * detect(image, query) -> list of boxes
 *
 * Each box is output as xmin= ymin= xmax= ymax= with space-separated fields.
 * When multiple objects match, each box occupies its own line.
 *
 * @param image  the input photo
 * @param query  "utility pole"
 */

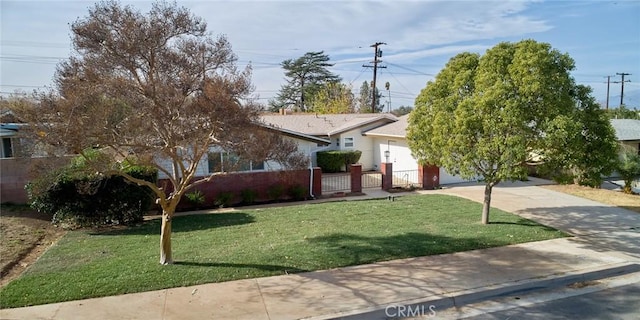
xmin=604 ymin=75 xmax=612 ymax=110
xmin=616 ymin=72 xmax=631 ymax=107
xmin=363 ymin=42 xmax=386 ymax=113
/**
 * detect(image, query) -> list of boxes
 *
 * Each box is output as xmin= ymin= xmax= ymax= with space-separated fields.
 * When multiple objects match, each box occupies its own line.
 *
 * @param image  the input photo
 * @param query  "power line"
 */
xmin=348 ymin=67 xmax=368 ymax=86
xmin=385 ymin=62 xmax=435 ymax=76
xmin=380 ymin=69 xmax=417 ymax=99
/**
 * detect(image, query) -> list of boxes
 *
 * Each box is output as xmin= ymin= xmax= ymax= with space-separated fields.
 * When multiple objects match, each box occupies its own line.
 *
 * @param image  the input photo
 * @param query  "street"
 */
xmin=439 ymin=280 xmax=640 ymax=320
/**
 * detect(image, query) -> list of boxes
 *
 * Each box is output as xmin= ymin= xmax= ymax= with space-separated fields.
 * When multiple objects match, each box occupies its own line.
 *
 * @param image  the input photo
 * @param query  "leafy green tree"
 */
xmin=541 ymin=85 xmax=619 ymax=187
xmin=11 ymin=1 xmax=305 ymax=264
xmin=309 ymin=82 xmax=355 ymax=114
xmin=269 ymin=51 xmax=341 ymax=112
xmin=391 ymin=105 xmax=413 ymax=116
xmin=408 ymin=40 xmax=580 ymax=224
xmin=617 ymin=144 xmax=640 ymax=194
xmin=357 ymin=80 xmax=383 ymax=113
xmin=606 ymin=105 xmax=640 ymax=120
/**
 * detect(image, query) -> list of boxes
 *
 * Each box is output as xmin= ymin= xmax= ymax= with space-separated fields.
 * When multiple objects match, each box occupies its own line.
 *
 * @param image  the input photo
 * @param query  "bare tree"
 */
xmin=11 ymin=1 xmax=305 ymax=264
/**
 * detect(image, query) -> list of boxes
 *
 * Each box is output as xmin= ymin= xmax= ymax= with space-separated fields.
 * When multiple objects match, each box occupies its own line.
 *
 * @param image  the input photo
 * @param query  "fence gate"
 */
xmin=391 ymin=169 xmax=420 ymax=188
xmin=361 ymin=171 xmax=382 ymax=189
xmin=321 ymin=173 xmax=351 ymax=193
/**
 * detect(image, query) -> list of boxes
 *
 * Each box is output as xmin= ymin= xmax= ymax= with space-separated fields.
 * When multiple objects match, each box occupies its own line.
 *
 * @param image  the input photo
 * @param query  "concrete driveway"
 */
xmin=431 ymin=178 xmax=640 ymax=260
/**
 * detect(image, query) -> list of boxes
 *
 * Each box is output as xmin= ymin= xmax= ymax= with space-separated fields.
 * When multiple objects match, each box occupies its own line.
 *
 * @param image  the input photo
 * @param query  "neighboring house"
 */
xmin=363 ymin=115 xmax=470 ymax=185
xmin=261 ymin=112 xmax=397 ymax=170
xmin=611 ymin=119 xmax=640 ymax=154
xmin=1 ymin=123 xmax=32 ymax=203
xmin=1 ymin=123 xmax=19 ymax=158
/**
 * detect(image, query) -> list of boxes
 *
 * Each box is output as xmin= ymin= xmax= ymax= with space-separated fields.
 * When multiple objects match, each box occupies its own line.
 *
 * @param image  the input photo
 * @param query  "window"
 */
xmin=344 ymin=137 xmax=354 ymax=148
xmin=208 ymin=152 xmax=264 ymax=173
xmin=1 ymin=138 xmax=13 ymax=158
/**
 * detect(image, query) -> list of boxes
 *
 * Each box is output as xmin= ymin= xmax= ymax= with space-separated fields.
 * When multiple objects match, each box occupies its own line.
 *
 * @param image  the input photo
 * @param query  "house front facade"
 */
xmin=363 ymin=115 xmax=470 ymax=185
xmin=262 ymin=112 xmax=472 ymax=186
xmin=261 ymin=113 xmax=397 ymax=171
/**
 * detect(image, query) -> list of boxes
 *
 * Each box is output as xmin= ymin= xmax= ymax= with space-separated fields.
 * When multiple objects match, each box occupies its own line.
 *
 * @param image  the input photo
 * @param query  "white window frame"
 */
xmin=208 ymin=151 xmax=265 ymax=173
xmin=344 ymin=137 xmax=354 ymax=148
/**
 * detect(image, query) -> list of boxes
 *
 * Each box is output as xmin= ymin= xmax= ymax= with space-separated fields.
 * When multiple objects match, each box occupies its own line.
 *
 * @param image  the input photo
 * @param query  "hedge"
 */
xmin=26 ymin=156 xmax=157 ymax=228
xmin=317 ymin=150 xmax=362 ymax=173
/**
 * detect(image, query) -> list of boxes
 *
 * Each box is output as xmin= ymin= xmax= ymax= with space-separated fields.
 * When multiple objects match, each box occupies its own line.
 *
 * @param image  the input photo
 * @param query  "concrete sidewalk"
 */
xmin=2 ymin=179 xmax=639 ymax=320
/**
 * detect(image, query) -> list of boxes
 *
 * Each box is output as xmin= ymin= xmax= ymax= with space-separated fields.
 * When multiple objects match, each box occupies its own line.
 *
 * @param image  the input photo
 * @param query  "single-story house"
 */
xmin=261 ymin=112 xmax=397 ymax=171
xmin=261 ymin=112 xmax=470 ymax=185
xmin=611 ymin=119 xmax=640 ymax=154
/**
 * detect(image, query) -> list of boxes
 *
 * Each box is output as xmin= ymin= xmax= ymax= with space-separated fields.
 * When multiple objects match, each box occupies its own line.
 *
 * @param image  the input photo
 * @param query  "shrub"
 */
xmin=317 ymin=150 xmax=362 ymax=173
xmin=26 ymin=156 xmax=157 ymax=228
xmin=288 ymin=185 xmax=307 ymax=201
xmin=618 ymin=145 xmax=640 ymax=194
xmin=240 ymin=189 xmax=258 ymax=205
xmin=185 ymin=190 xmax=205 ymax=207
xmin=215 ymin=192 xmax=234 ymax=208
xmin=267 ymin=184 xmax=285 ymax=201
xmin=551 ymin=171 xmax=575 ymax=185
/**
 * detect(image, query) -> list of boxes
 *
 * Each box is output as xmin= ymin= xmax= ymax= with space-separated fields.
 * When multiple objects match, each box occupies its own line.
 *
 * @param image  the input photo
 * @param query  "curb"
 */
xmin=304 ymin=262 xmax=640 ymax=320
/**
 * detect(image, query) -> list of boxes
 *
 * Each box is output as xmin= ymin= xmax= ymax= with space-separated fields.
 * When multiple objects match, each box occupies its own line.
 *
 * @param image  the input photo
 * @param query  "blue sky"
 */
xmin=1 ymin=0 xmax=639 ymax=110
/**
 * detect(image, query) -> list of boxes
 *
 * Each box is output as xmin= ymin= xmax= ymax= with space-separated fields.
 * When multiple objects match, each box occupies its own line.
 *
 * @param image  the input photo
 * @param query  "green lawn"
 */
xmin=0 ymin=194 xmax=566 ymax=308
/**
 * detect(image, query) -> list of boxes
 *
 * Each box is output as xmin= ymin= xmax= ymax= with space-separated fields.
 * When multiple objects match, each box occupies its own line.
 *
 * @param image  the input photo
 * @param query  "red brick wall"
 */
xmin=312 ymin=167 xmax=322 ymax=197
xmin=418 ymin=164 xmax=440 ymax=190
xmin=350 ymin=164 xmax=362 ymax=193
xmin=381 ymin=162 xmax=392 ymax=191
xmin=158 ymin=168 xmax=321 ymax=207
xmin=0 ymin=158 xmax=29 ymax=204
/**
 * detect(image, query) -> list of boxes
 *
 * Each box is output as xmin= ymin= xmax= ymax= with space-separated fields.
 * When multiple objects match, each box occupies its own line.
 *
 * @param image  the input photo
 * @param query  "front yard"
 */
xmin=0 ymin=194 xmax=566 ymax=309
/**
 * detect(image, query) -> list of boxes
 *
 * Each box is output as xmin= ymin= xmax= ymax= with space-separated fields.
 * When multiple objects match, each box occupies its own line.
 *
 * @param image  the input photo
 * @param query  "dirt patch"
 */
xmin=0 ymin=206 xmax=66 ymax=287
xmin=542 ymin=184 xmax=640 ymax=214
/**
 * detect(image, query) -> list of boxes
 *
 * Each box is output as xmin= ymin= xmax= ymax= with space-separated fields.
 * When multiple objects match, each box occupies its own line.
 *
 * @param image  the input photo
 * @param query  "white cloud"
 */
xmin=2 ymin=0 xmax=638 ymax=108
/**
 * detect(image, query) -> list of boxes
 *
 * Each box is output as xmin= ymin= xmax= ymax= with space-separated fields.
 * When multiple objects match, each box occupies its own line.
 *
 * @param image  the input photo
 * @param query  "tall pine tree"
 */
xmin=269 ymin=51 xmax=340 ymax=112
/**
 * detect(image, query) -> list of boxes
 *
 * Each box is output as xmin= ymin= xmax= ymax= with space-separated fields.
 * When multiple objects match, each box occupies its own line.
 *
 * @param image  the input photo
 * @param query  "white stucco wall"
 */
xmin=264 ymin=137 xmax=319 ymax=170
xmin=336 ymin=128 xmax=376 ymax=170
xmin=439 ymin=168 xmax=469 ymax=185
xmin=370 ymin=136 xmax=471 ymax=185
xmin=372 ymin=138 xmax=417 ymax=171
xmin=157 ymin=136 xmax=318 ymax=179
xmin=156 ymin=155 xmax=209 ymax=180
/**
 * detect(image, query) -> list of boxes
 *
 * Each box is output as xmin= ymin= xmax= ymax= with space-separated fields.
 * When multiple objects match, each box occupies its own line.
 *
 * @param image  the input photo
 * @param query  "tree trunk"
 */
xmin=160 ymin=213 xmax=173 ymax=265
xmin=482 ymin=183 xmax=493 ymax=225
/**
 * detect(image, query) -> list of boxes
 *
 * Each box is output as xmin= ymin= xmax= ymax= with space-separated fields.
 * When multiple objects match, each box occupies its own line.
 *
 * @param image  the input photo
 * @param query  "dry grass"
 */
xmin=542 ymin=184 xmax=640 ymax=214
xmin=0 ymin=205 xmax=66 ymax=286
